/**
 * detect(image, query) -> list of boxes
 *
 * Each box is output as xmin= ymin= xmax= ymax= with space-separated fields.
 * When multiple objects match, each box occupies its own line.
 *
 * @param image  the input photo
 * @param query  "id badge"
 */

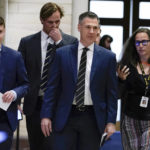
xmin=140 ymin=96 xmax=149 ymax=108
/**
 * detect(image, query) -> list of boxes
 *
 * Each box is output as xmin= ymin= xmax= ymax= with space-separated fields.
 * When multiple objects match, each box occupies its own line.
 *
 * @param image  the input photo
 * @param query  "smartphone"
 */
xmin=17 ymin=110 xmax=23 ymax=120
xmin=100 ymin=132 xmax=107 ymax=147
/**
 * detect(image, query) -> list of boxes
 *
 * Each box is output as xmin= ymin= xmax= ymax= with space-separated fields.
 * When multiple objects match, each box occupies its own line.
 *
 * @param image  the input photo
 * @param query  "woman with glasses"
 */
xmin=117 ymin=28 xmax=150 ymax=150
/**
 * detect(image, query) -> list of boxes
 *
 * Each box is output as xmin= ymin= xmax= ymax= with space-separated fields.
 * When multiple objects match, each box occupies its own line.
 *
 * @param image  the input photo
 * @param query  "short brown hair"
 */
xmin=40 ymin=2 xmax=64 ymax=20
xmin=0 ymin=16 xmax=5 ymax=28
xmin=79 ymin=11 xmax=100 ymax=25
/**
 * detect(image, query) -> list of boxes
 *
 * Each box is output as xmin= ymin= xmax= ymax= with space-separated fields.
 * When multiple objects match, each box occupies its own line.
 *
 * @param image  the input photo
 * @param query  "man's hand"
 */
xmin=2 ymin=91 xmax=15 ymax=103
xmin=41 ymin=118 xmax=52 ymax=137
xmin=104 ymin=123 xmax=116 ymax=140
xmin=49 ymin=28 xmax=62 ymax=42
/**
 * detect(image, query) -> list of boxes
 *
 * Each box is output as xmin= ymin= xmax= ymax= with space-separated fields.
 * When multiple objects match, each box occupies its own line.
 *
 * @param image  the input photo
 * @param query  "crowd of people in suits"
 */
xmin=0 ymin=2 xmax=150 ymax=150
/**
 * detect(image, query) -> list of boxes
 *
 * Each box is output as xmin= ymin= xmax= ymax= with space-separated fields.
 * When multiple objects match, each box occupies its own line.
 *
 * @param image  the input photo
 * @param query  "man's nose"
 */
xmin=51 ymin=22 xmax=57 ymax=28
xmin=89 ymin=28 xmax=94 ymax=33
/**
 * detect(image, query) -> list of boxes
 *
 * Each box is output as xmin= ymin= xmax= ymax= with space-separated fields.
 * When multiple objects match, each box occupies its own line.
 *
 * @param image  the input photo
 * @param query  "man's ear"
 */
xmin=78 ymin=24 xmax=81 ymax=32
xmin=40 ymin=18 xmax=44 ymax=24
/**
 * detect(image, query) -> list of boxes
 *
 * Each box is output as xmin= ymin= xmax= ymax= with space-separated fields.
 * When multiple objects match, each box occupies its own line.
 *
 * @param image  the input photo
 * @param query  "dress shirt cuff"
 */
xmin=55 ymin=39 xmax=62 ymax=45
xmin=11 ymin=90 xmax=17 ymax=101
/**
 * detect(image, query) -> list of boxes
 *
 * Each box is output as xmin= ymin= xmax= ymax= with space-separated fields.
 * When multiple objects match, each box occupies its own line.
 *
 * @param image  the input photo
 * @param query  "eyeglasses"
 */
xmin=135 ymin=40 xmax=150 ymax=46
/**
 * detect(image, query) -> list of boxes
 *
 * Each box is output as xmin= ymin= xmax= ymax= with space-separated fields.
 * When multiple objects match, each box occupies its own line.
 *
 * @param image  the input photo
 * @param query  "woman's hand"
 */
xmin=117 ymin=65 xmax=130 ymax=80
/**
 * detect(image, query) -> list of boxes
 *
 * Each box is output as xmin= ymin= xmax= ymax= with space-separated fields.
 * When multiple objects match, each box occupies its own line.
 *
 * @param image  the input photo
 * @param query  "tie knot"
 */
xmin=83 ymin=47 xmax=89 ymax=52
xmin=47 ymin=43 xmax=56 ymax=50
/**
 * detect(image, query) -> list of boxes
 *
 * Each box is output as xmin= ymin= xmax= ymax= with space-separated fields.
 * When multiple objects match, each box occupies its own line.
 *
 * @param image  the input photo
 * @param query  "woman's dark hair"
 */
xmin=99 ymin=34 xmax=113 ymax=50
xmin=119 ymin=28 xmax=150 ymax=67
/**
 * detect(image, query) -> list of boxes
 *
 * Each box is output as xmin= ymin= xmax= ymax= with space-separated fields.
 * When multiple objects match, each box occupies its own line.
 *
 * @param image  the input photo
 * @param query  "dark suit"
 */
xmin=18 ymin=31 xmax=77 ymax=150
xmin=0 ymin=45 xmax=29 ymax=150
xmin=41 ymin=42 xmax=118 ymax=150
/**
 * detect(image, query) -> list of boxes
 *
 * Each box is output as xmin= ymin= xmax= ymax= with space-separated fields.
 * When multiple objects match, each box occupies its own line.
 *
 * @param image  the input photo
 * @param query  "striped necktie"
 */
xmin=40 ymin=43 xmax=56 ymax=93
xmin=75 ymin=47 xmax=89 ymax=108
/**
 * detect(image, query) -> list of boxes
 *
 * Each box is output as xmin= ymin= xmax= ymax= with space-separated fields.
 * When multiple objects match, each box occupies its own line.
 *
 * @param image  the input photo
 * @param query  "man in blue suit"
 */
xmin=0 ymin=17 xmax=29 ymax=150
xmin=41 ymin=11 xmax=118 ymax=150
xmin=18 ymin=2 xmax=77 ymax=150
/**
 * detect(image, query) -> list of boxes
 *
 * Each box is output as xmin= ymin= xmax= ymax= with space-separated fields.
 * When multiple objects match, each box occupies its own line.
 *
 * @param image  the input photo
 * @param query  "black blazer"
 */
xmin=18 ymin=31 xmax=78 ymax=115
xmin=119 ymin=64 xmax=150 ymax=120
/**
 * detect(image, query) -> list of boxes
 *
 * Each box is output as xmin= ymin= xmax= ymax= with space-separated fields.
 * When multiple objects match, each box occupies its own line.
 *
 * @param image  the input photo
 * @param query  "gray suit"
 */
xmin=18 ymin=31 xmax=77 ymax=150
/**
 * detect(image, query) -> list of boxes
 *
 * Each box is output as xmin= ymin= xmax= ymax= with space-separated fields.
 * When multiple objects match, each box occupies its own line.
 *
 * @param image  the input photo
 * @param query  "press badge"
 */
xmin=140 ymin=96 xmax=149 ymax=108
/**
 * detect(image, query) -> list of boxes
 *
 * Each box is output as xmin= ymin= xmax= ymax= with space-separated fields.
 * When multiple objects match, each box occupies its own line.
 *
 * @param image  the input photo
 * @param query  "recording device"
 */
xmin=17 ymin=110 xmax=23 ymax=120
xmin=100 ymin=132 xmax=107 ymax=147
xmin=0 ymin=131 xmax=8 ymax=143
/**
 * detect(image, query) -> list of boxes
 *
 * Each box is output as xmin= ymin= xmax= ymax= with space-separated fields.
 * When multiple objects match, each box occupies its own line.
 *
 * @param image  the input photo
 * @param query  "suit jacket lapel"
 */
xmin=69 ymin=43 xmax=78 ymax=83
xmin=90 ymin=44 xmax=101 ymax=83
xmin=1 ymin=45 xmax=7 ymax=70
xmin=0 ymin=45 xmax=7 ymax=91
xmin=35 ymin=32 xmax=42 ymax=71
xmin=69 ymin=43 xmax=102 ymax=84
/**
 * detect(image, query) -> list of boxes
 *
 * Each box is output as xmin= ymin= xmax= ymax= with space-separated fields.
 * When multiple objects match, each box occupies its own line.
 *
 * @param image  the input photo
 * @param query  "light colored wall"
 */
xmin=0 ymin=0 xmax=8 ymax=43
xmin=0 ymin=0 xmax=5 ymax=18
xmin=6 ymin=0 xmax=74 ymax=50
xmin=72 ymin=0 xmax=89 ymax=38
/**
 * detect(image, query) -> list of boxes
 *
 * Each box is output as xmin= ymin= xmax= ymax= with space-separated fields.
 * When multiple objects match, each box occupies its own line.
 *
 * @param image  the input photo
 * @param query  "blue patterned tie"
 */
xmin=40 ymin=43 xmax=56 ymax=92
xmin=75 ymin=47 xmax=89 ymax=108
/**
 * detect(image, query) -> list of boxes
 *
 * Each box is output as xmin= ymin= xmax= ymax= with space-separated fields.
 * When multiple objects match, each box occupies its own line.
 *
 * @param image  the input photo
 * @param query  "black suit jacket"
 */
xmin=18 ymin=31 xmax=78 ymax=115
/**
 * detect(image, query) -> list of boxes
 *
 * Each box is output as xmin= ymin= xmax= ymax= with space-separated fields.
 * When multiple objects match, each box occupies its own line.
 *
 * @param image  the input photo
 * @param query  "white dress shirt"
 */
xmin=41 ymin=30 xmax=61 ymax=75
xmin=73 ymin=42 xmax=94 ymax=105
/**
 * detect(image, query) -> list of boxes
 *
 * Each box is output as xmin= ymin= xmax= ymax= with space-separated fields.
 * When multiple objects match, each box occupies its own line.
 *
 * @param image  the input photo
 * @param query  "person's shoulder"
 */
xmin=95 ymin=44 xmax=115 ymax=57
xmin=3 ymin=45 xmax=21 ymax=57
xmin=62 ymin=32 xmax=76 ymax=39
xmin=57 ymin=42 xmax=78 ymax=53
xmin=61 ymin=31 xmax=78 ymax=44
xmin=21 ymin=31 xmax=41 ymax=41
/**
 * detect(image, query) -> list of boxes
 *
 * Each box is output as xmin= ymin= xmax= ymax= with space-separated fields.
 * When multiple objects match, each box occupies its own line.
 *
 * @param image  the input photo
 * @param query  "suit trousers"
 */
xmin=0 ymin=109 xmax=13 ymax=150
xmin=51 ymin=105 xmax=101 ymax=150
xmin=26 ymin=97 xmax=52 ymax=150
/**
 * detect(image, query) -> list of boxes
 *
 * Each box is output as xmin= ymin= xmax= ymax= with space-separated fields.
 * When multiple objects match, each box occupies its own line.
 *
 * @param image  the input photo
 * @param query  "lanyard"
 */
xmin=139 ymin=63 xmax=150 ymax=95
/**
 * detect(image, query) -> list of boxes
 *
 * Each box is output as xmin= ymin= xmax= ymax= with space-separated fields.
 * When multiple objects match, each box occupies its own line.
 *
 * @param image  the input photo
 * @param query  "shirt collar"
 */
xmin=78 ymin=42 xmax=94 ymax=52
xmin=41 ymin=30 xmax=55 ymax=44
xmin=41 ymin=30 xmax=48 ymax=41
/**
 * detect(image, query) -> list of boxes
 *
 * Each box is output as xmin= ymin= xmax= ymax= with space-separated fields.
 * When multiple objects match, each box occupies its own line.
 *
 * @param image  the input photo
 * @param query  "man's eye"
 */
xmin=55 ymin=21 xmax=60 ymax=24
xmin=94 ymin=27 xmax=98 ymax=30
xmin=86 ymin=26 xmax=90 ymax=29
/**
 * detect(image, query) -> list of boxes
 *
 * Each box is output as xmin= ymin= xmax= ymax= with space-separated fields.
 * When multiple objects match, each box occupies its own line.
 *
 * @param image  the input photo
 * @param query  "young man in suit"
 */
xmin=41 ymin=11 xmax=118 ymax=150
xmin=0 ymin=16 xmax=29 ymax=150
xmin=18 ymin=2 xmax=77 ymax=150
